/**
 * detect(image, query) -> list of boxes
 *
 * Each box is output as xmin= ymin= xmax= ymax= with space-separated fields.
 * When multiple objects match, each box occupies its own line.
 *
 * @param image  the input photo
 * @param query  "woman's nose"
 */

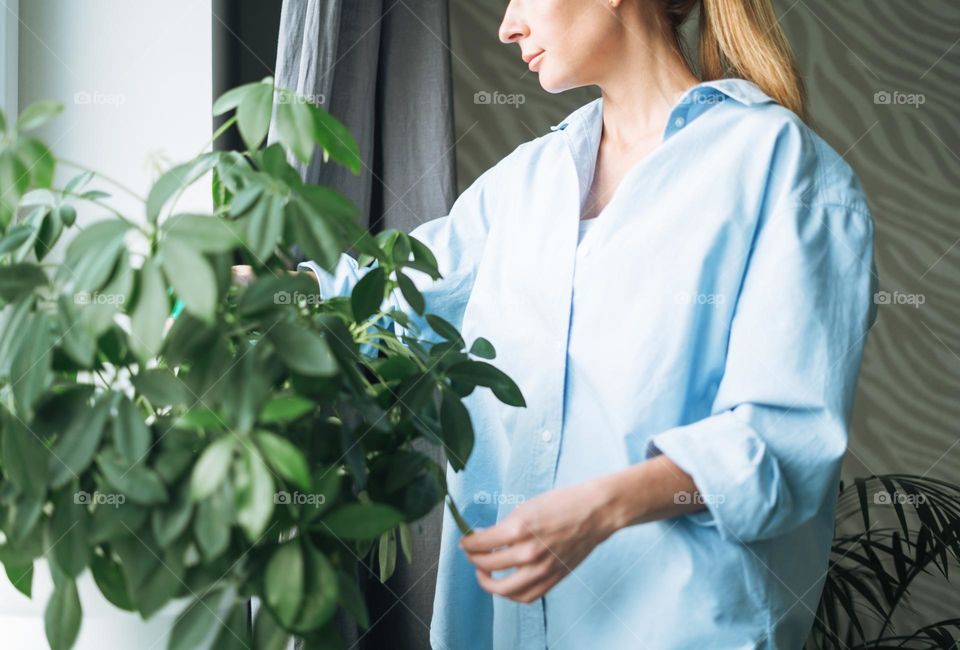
xmin=498 ymin=1 xmax=529 ymax=44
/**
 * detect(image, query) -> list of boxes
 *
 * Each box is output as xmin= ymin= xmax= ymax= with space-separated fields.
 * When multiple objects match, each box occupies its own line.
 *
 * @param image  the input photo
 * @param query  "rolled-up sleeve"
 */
xmin=644 ymin=198 xmax=877 ymax=543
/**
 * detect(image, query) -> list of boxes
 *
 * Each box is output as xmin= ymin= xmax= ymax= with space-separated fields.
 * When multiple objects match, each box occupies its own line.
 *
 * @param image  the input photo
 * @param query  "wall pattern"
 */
xmin=450 ymin=0 xmax=960 ymax=632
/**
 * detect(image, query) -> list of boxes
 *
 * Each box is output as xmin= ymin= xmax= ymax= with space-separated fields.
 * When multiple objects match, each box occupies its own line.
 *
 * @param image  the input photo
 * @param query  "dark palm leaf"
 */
xmin=809 ymin=475 xmax=960 ymax=649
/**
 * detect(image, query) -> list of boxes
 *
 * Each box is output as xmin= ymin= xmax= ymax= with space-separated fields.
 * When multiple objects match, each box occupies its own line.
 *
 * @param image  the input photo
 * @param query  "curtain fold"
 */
xmin=273 ymin=2 xmax=455 ymax=648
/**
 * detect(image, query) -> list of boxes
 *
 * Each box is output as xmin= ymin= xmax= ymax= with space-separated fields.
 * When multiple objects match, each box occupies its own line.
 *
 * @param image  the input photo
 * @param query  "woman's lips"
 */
xmin=528 ymin=51 xmax=545 ymax=72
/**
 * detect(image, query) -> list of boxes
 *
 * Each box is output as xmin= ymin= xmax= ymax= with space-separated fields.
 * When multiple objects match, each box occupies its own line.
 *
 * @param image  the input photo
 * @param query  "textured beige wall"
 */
xmin=451 ymin=0 xmax=960 ymax=628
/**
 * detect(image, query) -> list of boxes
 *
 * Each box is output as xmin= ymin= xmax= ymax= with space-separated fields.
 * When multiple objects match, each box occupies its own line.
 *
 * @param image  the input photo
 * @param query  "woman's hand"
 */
xmin=459 ymin=481 xmax=618 ymax=604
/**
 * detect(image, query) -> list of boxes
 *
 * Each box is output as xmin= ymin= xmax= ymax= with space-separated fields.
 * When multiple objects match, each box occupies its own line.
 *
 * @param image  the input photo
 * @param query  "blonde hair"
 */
xmin=665 ymin=0 xmax=807 ymax=120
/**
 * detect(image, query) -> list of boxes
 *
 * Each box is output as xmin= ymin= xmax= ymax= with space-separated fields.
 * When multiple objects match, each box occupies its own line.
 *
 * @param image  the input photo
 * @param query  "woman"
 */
xmin=299 ymin=0 xmax=877 ymax=647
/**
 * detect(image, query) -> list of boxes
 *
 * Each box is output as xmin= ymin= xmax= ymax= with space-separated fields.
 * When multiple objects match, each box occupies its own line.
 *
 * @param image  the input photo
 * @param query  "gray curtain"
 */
xmin=272 ymin=1 xmax=455 ymax=649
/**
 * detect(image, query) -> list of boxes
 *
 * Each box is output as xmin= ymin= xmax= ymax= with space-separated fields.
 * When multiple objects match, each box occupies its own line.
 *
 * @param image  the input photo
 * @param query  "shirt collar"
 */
xmin=550 ymin=77 xmax=776 ymax=138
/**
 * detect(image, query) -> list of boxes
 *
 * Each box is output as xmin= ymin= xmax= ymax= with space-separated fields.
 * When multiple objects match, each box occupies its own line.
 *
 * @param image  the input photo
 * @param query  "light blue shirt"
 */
xmin=299 ymin=78 xmax=878 ymax=650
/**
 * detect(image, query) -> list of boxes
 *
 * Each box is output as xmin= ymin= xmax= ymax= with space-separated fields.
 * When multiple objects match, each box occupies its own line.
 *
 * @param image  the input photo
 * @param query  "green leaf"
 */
xmin=265 ymin=542 xmax=304 ymax=627
xmin=1 ymin=409 xmax=49 ymax=498
xmin=2 ymin=557 xmax=33 ymax=598
xmin=57 ymin=294 xmax=97 ymax=367
xmin=396 ymin=272 xmax=424 ymax=314
xmin=227 ymin=185 xmax=263 ymax=217
xmin=277 ymin=94 xmax=317 ymax=164
xmin=439 ymin=385 xmax=474 ymax=471
xmin=259 ymin=395 xmax=315 ymax=424
xmin=113 ymin=395 xmax=152 ymax=463
xmin=321 ymin=503 xmax=404 ymax=541
xmin=146 ymin=154 xmax=218 ymax=223
xmin=48 ymin=394 xmax=111 ymax=489
xmin=17 ymin=100 xmax=63 ymax=131
xmin=255 ymin=430 xmax=312 ymax=491
xmin=235 ymin=445 xmax=275 ymax=541
xmin=133 ymin=368 xmax=191 ymax=407
xmin=242 ymin=193 xmax=283 ymax=260
xmin=194 ymin=486 xmax=232 ymax=560
xmin=190 ymin=436 xmax=237 ymax=501
xmin=378 ymin=529 xmax=397 ymax=583
xmin=213 ymin=79 xmax=269 ymax=116
xmin=337 ymin=569 xmax=369 ymax=630
xmin=161 ymin=237 xmax=218 ymax=322
xmin=287 ymin=198 xmax=342 ymax=272
xmin=15 ymin=137 xmax=56 ymax=188
xmin=469 ymin=337 xmax=496 ymax=359
xmin=426 ymin=314 xmax=464 ymax=346
xmin=10 ymin=312 xmax=52 ymax=418
xmin=44 ymin=577 xmax=81 ymax=650
xmin=150 ymin=483 xmax=193 ymax=547
xmin=49 ymin=486 xmax=91 ymax=578
xmin=0 ymin=263 xmax=47 ymax=301
xmin=446 ymin=360 xmax=526 ymax=407
xmin=0 ymin=224 xmax=34 ymax=256
xmin=163 ymin=213 xmax=243 ymax=253
xmin=97 ymin=450 xmax=169 ymax=506
xmin=63 ymin=219 xmax=129 ymax=294
xmin=310 ymin=104 xmax=362 ymax=174
xmin=351 ymin=267 xmax=386 ymax=322
xmin=267 ymin=321 xmax=337 ymax=377
xmin=237 ymin=81 xmax=274 ymax=151
xmin=168 ymin=586 xmax=237 ymax=650
xmin=253 ymin=605 xmax=290 ymax=650
xmin=130 ymin=258 xmax=168 ymax=359
xmin=291 ymin=543 xmax=338 ymax=633
xmin=90 ymin=552 xmax=134 ymax=611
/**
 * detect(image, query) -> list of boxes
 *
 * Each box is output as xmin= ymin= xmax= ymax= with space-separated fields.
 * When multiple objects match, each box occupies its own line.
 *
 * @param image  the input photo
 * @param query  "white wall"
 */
xmin=1 ymin=1 xmax=18 ymax=121
xmin=18 ymin=0 xmax=213 ymax=238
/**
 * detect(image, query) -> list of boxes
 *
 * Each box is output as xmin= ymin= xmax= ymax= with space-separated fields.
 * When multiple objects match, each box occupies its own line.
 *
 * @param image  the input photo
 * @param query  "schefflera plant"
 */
xmin=0 ymin=78 xmax=525 ymax=650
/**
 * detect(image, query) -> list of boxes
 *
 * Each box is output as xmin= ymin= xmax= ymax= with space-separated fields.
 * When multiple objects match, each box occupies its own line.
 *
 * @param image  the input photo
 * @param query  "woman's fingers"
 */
xmin=460 ymin=517 xmax=527 ymax=553
xmin=465 ymin=540 xmax=548 ymax=572
xmin=475 ymin=563 xmax=554 ymax=601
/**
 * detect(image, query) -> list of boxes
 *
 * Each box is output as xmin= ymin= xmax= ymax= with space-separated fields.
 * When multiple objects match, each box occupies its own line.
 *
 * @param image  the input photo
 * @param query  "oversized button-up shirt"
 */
xmin=299 ymin=78 xmax=878 ymax=650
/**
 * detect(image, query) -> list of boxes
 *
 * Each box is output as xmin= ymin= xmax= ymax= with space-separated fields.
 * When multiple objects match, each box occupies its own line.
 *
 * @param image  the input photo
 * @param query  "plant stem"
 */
xmin=58 ymin=158 xmax=146 ymax=202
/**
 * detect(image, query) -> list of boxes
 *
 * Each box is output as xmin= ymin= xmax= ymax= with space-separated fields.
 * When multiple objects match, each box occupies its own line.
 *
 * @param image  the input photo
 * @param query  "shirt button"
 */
xmin=674 ymin=116 xmax=686 ymax=129
xmin=541 ymin=429 xmax=553 ymax=442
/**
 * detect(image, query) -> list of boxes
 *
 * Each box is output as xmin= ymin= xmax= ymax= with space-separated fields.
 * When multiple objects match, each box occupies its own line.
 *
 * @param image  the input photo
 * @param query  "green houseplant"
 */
xmin=0 ymin=78 xmax=518 ymax=649
xmin=811 ymin=474 xmax=960 ymax=649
